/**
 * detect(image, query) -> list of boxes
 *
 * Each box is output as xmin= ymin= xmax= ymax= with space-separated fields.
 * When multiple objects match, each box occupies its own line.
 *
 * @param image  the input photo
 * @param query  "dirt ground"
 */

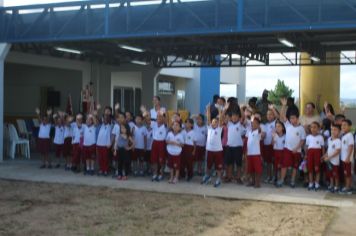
xmin=0 ymin=179 xmax=335 ymax=236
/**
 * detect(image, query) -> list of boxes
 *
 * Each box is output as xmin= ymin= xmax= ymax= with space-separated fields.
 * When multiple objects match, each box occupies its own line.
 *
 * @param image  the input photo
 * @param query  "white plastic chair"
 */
xmin=16 ymin=119 xmax=32 ymax=139
xmin=8 ymin=124 xmax=30 ymax=159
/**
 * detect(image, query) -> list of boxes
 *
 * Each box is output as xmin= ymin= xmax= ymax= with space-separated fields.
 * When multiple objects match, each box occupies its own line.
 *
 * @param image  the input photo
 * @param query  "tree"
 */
xmin=268 ymin=79 xmax=294 ymax=105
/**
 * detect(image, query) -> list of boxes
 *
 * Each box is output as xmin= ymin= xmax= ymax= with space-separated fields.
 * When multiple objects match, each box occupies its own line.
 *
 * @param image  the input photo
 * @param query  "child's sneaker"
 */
xmin=308 ymin=183 xmax=314 ymax=191
xmin=151 ymin=175 xmax=157 ymax=182
xmin=268 ymin=177 xmax=275 ymax=184
xmin=334 ymin=187 xmax=339 ymax=193
xmin=275 ymin=180 xmax=283 ymax=188
xmin=339 ymin=187 xmax=351 ymax=194
xmin=314 ymin=183 xmax=320 ymax=191
xmin=117 ymin=175 xmax=122 ymax=180
xmin=289 ymin=182 xmax=296 ymax=189
xmin=139 ymin=171 xmax=144 ymax=176
xmin=173 ymin=177 xmax=178 ymax=184
xmin=133 ymin=171 xmax=138 ymax=177
xmin=263 ymin=177 xmax=271 ymax=184
xmin=157 ymin=175 xmax=163 ymax=182
xmin=214 ymin=179 xmax=221 ymax=188
xmin=103 ymin=172 xmax=108 ymax=177
xmin=201 ymin=175 xmax=211 ymax=185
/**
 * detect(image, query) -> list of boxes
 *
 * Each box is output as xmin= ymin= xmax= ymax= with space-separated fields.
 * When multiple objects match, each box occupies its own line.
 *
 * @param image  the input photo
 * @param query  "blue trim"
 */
xmin=200 ymin=67 xmax=220 ymax=114
xmin=2 ymin=0 xmax=356 ymax=43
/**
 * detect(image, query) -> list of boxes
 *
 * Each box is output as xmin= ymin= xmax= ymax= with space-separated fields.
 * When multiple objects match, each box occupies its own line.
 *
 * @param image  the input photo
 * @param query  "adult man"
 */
xmin=256 ymin=90 xmax=271 ymax=123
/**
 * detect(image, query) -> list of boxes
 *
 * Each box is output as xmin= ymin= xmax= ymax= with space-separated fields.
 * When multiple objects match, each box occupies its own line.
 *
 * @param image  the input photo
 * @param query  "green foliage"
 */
xmin=268 ymin=79 xmax=294 ymax=105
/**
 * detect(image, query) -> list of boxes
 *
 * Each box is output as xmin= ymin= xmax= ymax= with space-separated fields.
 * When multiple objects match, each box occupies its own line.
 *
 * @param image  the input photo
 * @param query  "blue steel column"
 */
xmin=199 ymin=67 xmax=220 ymax=113
xmin=0 ymin=43 xmax=10 ymax=162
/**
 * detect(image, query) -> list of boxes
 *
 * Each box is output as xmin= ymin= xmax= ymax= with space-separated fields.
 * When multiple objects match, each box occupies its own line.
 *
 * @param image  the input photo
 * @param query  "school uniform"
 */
xmin=145 ymin=126 xmax=153 ymax=163
xmin=83 ymin=124 xmax=97 ymax=160
xmin=37 ymin=123 xmax=51 ymax=155
xmin=133 ymin=125 xmax=148 ymax=162
xmin=206 ymin=126 xmax=224 ymax=171
xmin=111 ymin=123 xmax=120 ymax=161
xmin=246 ymin=129 xmax=263 ymax=175
xmin=341 ymin=132 xmax=354 ymax=177
xmin=166 ymin=131 xmax=184 ymax=170
xmin=96 ymin=123 xmax=113 ymax=173
xmin=63 ymin=125 xmax=73 ymax=157
xmin=150 ymin=122 xmax=167 ymax=166
xmin=327 ymin=137 xmax=341 ymax=180
xmin=306 ymin=134 xmax=324 ymax=174
xmin=262 ymin=120 xmax=276 ymax=164
xmin=273 ymin=134 xmax=285 ymax=171
xmin=225 ymin=121 xmax=245 ymax=167
xmin=282 ymin=122 xmax=306 ymax=169
xmin=71 ymin=123 xmax=84 ymax=167
xmin=193 ymin=124 xmax=207 ymax=162
xmin=53 ymin=126 xmax=65 ymax=158
xmin=181 ymin=129 xmax=196 ymax=178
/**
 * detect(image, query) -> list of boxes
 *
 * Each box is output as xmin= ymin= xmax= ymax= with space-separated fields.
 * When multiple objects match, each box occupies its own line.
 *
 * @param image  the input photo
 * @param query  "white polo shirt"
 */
xmin=166 ymin=131 xmax=184 ymax=156
xmin=284 ymin=122 xmax=306 ymax=152
xmin=227 ymin=121 xmax=245 ymax=147
xmin=96 ymin=123 xmax=113 ymax=147
xmin=38 ymin=123 xmax=51 ymax=139
xmin=341 ymin=132 xmax=354 ymax=162
xmin=193 ymin=124 xmax=207 ymax=147
xmin=83 ymin=124 xmax=96 ymax=146
xmin=206 ymin=126 xmax=223 ymax=152
xmin=64 ymin=125 xmax=72 ymax=139
xmin=112 ymin=123 xmax=120 ymax=137
xmin=273 ymin=134 xmax=285 ymax=151
xmin=246 ymin=129 xmax=261 ymax=156
xmin=182 ymin=129 xmax=196 ymax=146
xmin=263 ymin=120 xmax=276 ymax=145
xmin=150 ymin=107 xmax=166 ymax=120
xmin=327 ymin=137 xmax=341 ymax=166
xmin=53 ymin=126 xmax=65 ymax=145
xmin=133 ymin=125 xmax=147 ymax=149
xmin=151 ymin=122 xmax=167 ymax=141
xmin=71 ymin=123 xmax=83 ymax=144
xmin=306 ymin=134 xmax=324 ymax=149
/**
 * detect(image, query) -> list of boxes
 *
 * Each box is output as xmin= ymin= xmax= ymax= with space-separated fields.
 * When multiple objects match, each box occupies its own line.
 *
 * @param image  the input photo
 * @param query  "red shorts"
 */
xmin=247 ymin=155 xmax=263 ymax=174
xmin=274 ymin=150 xmax=283 ymax=170
xmin=54 ymin=144 xmax=63 ymax=158
xmin=83 ymin=145 xmax=96 ymax=160
xmin=307 ymin=148 xmax=322 ymax=173
xmin=133 ymin=148 xmax=145 ymax=162
xmin=342 ymin=161 xmax=352 ymax=177
xmin=63 ymin=137 xmax=72 ymax=156
xmin=207 ymin=151 xmax=223 ymax=171
xmin=71 ymin=143 xmax=83 ymax=166
xmin=37 ymin=138 xmax=50 ymax=155
xmin=262 ymin=145 xmax=273 ymax=164
xmin=167 ymin=154 xmax=181 ymax=170
xmin=282 ymin=148 xmax=301 ymax=169
xmin=151 ymin=140 xmax=166 ymax=165
xmin=328 ymin=164 xmax=339 ymax=180
xmin=96 ymin=146 xmax=110 ymax=172
xmin=194 ymin=146 xmax=206 ymax=162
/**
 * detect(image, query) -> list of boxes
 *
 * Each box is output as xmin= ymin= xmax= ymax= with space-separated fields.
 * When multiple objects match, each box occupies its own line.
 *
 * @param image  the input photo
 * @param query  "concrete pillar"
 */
xmin=0 ymin=43 xmax=11 ymax=162
xmin=299 ymin=52 xmax=340 ymax=115
xmin=200 ymin=67 xmax=220 ymax=113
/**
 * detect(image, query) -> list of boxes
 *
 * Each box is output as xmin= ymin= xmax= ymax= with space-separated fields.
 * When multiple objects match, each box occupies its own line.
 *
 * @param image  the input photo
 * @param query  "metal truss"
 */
xmin=2 ymin=0 xmax=356 ymax=43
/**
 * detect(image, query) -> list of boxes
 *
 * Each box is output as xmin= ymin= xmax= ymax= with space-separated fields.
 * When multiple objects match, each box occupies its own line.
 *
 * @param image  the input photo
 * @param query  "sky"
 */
xmin=5 ymin=0 xmax=356 ymax=99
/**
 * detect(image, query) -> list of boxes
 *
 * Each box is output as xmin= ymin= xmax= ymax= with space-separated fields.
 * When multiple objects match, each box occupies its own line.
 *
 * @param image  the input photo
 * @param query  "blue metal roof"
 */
xmin=1 ymin=0 xmax=356 ymax=43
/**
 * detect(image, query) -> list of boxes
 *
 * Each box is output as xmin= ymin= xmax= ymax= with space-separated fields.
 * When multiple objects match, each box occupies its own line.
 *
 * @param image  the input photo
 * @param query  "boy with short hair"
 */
xmin=340 ymin=119 xmax=354 ymax=194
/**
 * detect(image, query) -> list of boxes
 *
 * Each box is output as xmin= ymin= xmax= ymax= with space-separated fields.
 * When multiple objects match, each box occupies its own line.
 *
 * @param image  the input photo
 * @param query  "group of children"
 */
xmin=35 ymin=96 xmax=355 ymax=193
